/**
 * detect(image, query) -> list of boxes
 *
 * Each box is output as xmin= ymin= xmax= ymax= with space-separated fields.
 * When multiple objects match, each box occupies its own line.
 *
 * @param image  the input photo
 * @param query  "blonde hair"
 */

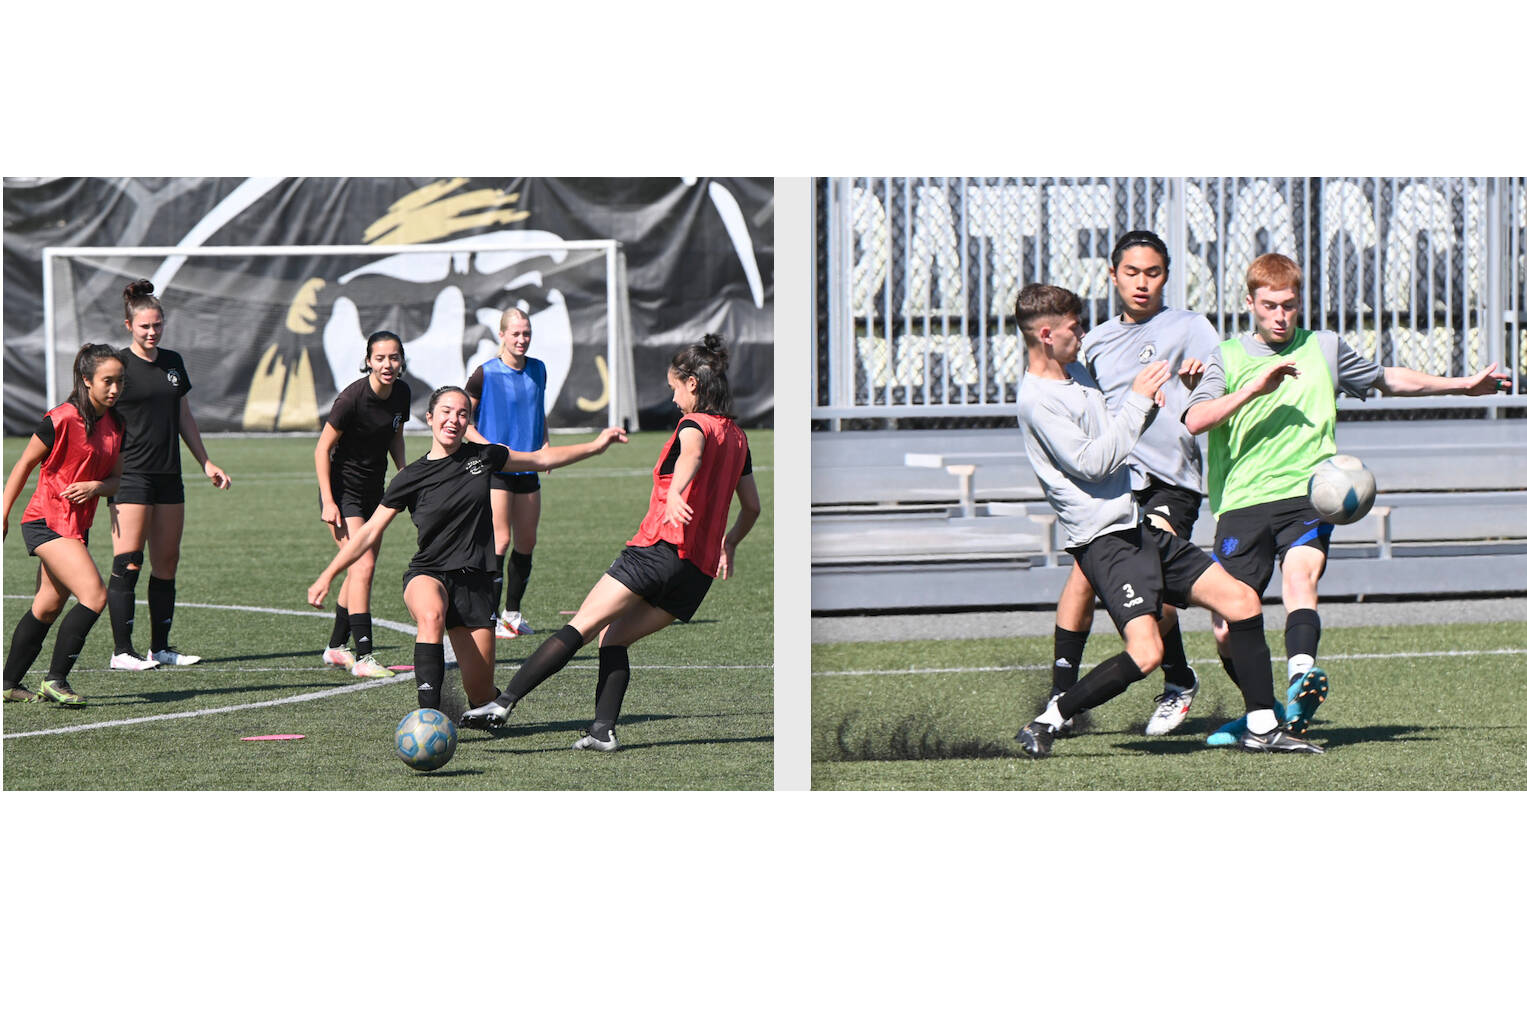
xmin=498 ymin=307 xmax=530 ymax=332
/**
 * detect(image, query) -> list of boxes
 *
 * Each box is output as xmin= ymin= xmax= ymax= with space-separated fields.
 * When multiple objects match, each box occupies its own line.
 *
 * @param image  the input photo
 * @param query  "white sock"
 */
xmin=1248 ymin=708 xmax=1278 ymax=735
xmin=1038 ymin=700 xmax=1066 ymax=728
xmin=1287 ymin=653 xmax=1315 ymax=681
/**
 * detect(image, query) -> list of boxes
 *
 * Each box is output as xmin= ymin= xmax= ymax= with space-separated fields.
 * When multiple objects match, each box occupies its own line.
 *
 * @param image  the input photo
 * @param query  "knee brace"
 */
xmin=111 ymin=550 xmax=144 ymax=582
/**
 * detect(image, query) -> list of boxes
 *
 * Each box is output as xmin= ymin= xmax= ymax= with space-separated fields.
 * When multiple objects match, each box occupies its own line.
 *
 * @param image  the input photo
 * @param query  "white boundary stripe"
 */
xmin=813 ymin=647 xmax=1527 ymax=678
xmin=2 ymin=597 xmax=771 ymax=740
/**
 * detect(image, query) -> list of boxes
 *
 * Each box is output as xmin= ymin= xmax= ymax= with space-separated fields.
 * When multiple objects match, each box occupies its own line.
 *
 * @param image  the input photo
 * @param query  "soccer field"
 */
xmin=813 ymin=621 xmax=1527 ymax=790
xmin=2 ymin=430 xmax=773 ymax=790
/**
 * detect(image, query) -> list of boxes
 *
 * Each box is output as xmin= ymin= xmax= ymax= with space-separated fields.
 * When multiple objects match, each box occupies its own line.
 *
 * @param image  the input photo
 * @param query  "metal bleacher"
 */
xmin=811 ymin=419 xmax=1527 ymax=613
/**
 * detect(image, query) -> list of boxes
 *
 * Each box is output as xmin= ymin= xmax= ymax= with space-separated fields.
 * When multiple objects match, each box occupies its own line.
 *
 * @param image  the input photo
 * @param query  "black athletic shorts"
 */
xmin=21 ymin=519 xmax=79 ymax=556
xmin=490 ymin=472 xmax=541 ymax=494
xmin=606 ymin=541 xmax=713 ymax=622
xmin=1212 ymin=495 xmax=1333 ymax=597
xmin=1135 ymin=478 xmax=1202 ymax=537
xmin=401 ymin=567 xmax=497 ymax=631
xmin=324 ymin=478 xmax=385 ymax=521
xmin=110 ymin=472 xmax=185 ymax=506
xmin=1073 ymin=522 xmax=1214 ymax=633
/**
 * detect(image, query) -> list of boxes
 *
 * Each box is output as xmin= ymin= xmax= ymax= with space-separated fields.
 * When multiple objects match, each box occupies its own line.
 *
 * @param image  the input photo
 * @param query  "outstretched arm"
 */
xmin=716 ymin=474 xmax=761 ymax=580
xmin=1375 ymin=362 xmax=1512 ymax=397
xmin=1 ymin=435 xmax=49 ymax=540
xmin=501 ymin=427 xmax=628 ymax=472
xmin=1183 ymin=360 xmax=1302 ymax=435
xmin=308 ymin=504 xmax=400 ymax=606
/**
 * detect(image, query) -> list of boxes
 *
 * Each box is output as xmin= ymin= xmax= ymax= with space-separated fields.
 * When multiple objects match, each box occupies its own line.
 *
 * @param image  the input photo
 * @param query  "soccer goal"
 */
xmin=41 ymin=237 xmax=639 ymax=433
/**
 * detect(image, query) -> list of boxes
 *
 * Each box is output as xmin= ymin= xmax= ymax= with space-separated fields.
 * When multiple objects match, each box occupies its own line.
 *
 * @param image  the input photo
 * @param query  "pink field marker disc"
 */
xmin=388 ymin=665 xmax=414 ymax=672
xmin=240 ymin=734 xmax=306 ymax=741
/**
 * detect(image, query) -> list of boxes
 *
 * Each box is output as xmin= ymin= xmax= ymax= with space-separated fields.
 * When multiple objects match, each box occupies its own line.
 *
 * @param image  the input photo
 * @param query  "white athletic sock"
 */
xmin=1037 ymin=700 xmax=1066 ymax=728
xmin=1287 ymin=653 xmax=1315 ymax=681
xmin=1248 ymin=709 xmax=1278 ymax=735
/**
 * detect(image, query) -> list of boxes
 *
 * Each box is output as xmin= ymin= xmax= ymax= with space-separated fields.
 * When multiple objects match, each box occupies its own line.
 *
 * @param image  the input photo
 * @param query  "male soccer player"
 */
xmin=1182 ymin=253 xmax=1512 ymax=742
xmin=1046 ymin=231 xmax=1221 ymax=737
xmin=1013 ymin=282 xmax=1321 ymax=756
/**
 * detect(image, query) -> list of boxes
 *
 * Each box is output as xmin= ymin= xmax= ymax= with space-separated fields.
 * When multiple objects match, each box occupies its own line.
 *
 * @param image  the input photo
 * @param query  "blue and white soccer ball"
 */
xmin=1308 ymin=454 xmax=1377 ymax=525
xmin=395 ymin=708 xmax=458 ymax=772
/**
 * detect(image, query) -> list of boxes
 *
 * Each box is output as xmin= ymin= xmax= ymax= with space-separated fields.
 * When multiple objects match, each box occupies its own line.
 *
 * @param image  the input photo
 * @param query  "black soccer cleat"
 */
xmin=1017 ymin=722 xmax=1057 ymax=759
xmin=1239 ymin=725 xmax=1325 ymax=754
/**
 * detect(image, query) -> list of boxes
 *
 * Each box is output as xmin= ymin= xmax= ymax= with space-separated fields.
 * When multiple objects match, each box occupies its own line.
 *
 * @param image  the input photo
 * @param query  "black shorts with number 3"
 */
xmin=1212 ymin=495 xmax=1333 ymax=597
xmin=1073 ymin=522 xmax=1215 ymax=633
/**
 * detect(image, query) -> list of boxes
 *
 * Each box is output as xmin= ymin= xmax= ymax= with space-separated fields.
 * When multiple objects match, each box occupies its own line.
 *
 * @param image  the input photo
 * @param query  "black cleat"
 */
xmin=1017 ymin=722 xmax=1057 ymax=759
xmin=1239 ymin=725 xmax=1324 ymax=754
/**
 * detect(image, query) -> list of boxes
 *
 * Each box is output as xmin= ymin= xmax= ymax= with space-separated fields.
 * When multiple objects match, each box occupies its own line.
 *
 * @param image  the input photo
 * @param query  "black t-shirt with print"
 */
xmin=381 ymin=441 xmax=509 ymax=574
xmin=115 ymin=347 xmax=192 ymax=474
xmin=327 ymin=375 xmax=412 ymax=496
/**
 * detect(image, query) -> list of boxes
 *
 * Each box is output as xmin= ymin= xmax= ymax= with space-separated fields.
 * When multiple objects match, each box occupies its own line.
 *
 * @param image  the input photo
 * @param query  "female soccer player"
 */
xmin=2 ymin=344 xmax=126 ymax=705
xmin=466 ymin=309 xmax=548 ymax=640
xmin=106 ymin=280 xmax=231 ymax=671
xmin=460 ymin=334 xmax=762 ymax=753
xmin=315 ymin=330 xmax=411 ymax=679
xmin=306 ymin=386 xmax=627 ymax=715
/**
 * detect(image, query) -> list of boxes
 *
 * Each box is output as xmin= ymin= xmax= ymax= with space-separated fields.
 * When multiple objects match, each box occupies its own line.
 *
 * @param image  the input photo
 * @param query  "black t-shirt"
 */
xmin=327 ymin=376 xmax=412 ymax=496
xmin=381 ymin=441 xmax=509 ymax=574
xmin=115 ymin=347 xmax=192 ymax=474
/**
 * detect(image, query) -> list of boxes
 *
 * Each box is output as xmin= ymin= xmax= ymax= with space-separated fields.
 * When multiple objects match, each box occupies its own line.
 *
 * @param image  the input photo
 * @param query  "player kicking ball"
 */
xmin=1013 ymin=283 xmax=1321 ymax=757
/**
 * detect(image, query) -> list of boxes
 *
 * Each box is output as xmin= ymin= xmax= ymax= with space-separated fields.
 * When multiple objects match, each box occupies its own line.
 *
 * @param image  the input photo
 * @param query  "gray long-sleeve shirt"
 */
xmin=1017 ymin=368 xmax=1158 ymax=548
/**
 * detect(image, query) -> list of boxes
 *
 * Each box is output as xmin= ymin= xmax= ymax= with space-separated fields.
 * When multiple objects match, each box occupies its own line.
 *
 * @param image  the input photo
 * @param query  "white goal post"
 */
xmin=41 ymin=238 xmax=639 ymax=432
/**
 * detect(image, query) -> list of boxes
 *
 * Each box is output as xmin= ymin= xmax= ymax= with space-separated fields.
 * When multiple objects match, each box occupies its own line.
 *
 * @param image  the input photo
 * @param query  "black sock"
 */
xmin=351 ymin=613 xmax=374 ymax=660
xmin=492 ymin=553 xmax=506 ymax=616
xmin=4 ymin=611 xmax=53 ymax=689
xmin=107 ymin=564 xmax=141 ymax=654
xmin=1160 ymin=620 xmax=1192 ymax=688
xmin=1051 ymin=626 xmax=1089 ymax=694
xmin=1056 ymin=651 xmax=1146 ymax=718
xmin=500 ymin=624 xmax=584 ymax=704
xmin=1284 ymin=608 xmax=1322 ymax=667
xmin=45 ymin=604 xmax=100 ymax=683
xmin=329 ymin=605 xmax=350 ymax=649
xmin=1226 ymin=616 xmax=1276 ymax=713
xmin=594 ymin=645 xmax=631 ymax=735
xmin=414 ymin=642 xmax=445 ymax=709
xmin=1219 ymin=653 xmax=1240 ymax=690
xmin=504 ymin=551 xmax=533 ymax=613
xmin=147 ymin=576 xmax=175 ymax=652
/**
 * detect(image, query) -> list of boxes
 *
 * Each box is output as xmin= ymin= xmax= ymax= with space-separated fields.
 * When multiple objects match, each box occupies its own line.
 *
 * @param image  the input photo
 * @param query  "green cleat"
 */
xmin=3 ymin=685 xmax=43 ymax=703
xmin=39 ymin=679 xmax=86 ymax=707
xmin=1285 ymin=668 xmax=1330 ymax=737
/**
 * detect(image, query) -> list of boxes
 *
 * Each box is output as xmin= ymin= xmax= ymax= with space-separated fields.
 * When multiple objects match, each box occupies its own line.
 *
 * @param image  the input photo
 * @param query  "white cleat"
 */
xmin=322 ymin=646 xmax=356 ymax=669
xmin=1144 ymin=673 xmax=1200 ymax=736
xmin=572 ymin=728 xmax=619 ymax=752
xmin=494 ymin=619 xmax=517 ymax=640
xmin=110 ymin=651 xmax=161 ymax=671
xmin=152 ymin=647 xmax=202 ymax=666
xmin=460 ymin=699 xmax=514 ymax=730
xmin=350 ymin=654 xmax=394 ymax=679
xmin=501 ymin=610 xmax=534 ymax=636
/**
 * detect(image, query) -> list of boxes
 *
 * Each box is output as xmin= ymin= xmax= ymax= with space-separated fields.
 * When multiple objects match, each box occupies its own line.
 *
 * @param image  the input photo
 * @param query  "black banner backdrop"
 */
xmin=2 ymin=177 xmax=774 ymax=435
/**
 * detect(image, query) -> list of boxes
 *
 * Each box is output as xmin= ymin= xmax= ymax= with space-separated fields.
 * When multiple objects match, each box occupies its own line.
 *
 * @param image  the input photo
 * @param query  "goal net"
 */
xmin=42 ymin=237 xmax=638 ymax=433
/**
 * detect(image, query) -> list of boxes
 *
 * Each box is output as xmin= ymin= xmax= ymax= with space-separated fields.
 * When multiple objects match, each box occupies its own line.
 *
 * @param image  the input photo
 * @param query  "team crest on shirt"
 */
xmin=1137 ymin=344 xmax=1156 ymax=363
xmin=464 ymin=457 xmax=487 ymax=475
xmin=392 ymin=413 xmax=403 ymax=431
xmin=166 ymin=370 xmax=182 ymax=388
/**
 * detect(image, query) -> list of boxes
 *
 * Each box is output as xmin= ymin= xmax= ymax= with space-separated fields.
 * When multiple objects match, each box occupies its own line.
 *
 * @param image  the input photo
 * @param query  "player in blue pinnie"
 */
xmin=1013 ymin=283 xmax=1320 ymax=756
xmin=1181 ymin=253 xmax=1512 ymax=744
xmin=1044 ymin=231 xmax=1220 ymax=738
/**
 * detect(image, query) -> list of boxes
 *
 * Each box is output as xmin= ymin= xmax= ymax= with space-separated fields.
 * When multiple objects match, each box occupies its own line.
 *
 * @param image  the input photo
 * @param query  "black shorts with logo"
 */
xmin=606 ymin=541 xmax=713 ymax=622
xmin=1135 ymin=478 xmax=1202 ymax=537
xmin=1073 ymin=522 xmax=1215 ymax=633
xmin=490 ymin=472 xmax=541 ymax=494
xmin=401 ymin=567 xmax=497 ymax=631
xmin=110 ymin=472 xmax=186 ymax=506
xmin=1212 ymin=495 xmax=1333 ymax=597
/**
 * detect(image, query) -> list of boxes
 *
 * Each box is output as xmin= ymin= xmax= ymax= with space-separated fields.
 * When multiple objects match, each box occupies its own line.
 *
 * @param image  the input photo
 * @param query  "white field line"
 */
xmin=2 ymin=598 xmax=769 ymax=740
xmin=813 ymin=647 xmax=1527 ymax=678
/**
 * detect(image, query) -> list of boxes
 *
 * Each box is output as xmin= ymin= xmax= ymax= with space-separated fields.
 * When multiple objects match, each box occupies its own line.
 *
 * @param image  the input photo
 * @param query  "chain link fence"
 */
xmin=814 ymin=177 xmax=1526 ymax=426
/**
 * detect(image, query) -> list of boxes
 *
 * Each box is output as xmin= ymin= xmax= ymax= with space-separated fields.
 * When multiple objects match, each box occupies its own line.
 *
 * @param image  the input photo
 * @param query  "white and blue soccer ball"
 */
xmin=1308 ymin=454 xmax=1377 ymax=525
xmin=395 ymin=708 xmax=458 ymax=772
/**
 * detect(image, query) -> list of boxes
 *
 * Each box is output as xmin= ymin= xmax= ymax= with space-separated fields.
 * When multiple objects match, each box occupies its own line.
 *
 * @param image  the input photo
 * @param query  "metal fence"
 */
xmin=814 ymin=177 xmax=1527 ymax=422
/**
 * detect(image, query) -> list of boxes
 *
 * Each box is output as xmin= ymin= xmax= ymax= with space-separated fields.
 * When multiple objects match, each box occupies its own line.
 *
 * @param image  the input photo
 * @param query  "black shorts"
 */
xmin=21 ymin=519 xmax=81 ymax=556
xmin=1073 ymin=523 xmax=1214 ymax=633
xmin=1135 ymin=478 xmax=1202 ymax=537
xmin=606 ymin=541 xmax=713 ymax=622
xmin=490 ymin=472 xmax=541 ymax=494
xmin=324 ymin=479 xmax=384 ymax=521
xmin=110 ymin=472 xmax=185 ymax=506
xmin=401 ymin=567 xmax=497 ymax=631
xmin=1212 ymin=495 xmax=1333 ymax=597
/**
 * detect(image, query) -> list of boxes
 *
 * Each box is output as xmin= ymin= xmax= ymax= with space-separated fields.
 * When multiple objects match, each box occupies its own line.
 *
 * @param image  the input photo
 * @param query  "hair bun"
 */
xmin=702 ymin=333 xmax=725 ymax=352
xmin=125 ymin=279 xmax=155 ymax=300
